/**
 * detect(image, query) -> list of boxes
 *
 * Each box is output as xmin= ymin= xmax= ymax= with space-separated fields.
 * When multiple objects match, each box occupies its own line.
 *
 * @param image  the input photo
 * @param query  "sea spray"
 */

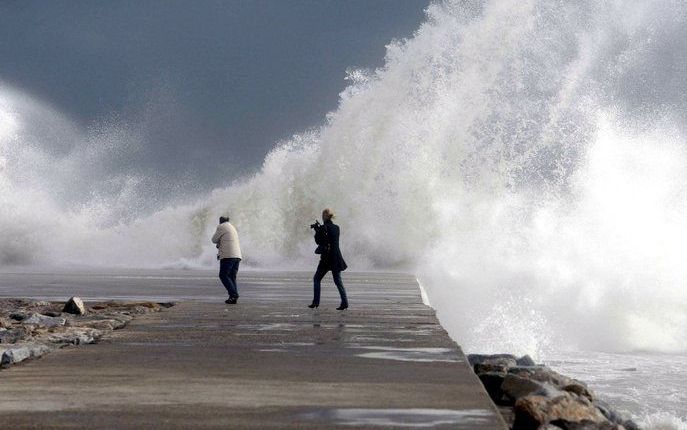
xmin=1 ymin=0 xmax=686 ymax=383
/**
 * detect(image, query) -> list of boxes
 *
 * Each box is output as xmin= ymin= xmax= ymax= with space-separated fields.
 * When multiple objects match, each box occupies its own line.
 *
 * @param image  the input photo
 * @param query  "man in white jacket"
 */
xmin=211 ymin=216 xmax=242 ymax=304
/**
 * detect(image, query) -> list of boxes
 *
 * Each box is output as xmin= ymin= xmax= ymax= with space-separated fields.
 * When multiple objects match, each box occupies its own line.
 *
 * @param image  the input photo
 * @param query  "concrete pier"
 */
xmin=0 ymin=270 xmax=507 ymax=429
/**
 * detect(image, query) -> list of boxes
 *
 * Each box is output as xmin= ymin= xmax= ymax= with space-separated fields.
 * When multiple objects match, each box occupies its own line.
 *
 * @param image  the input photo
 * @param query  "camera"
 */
xmin=310 ymin=220 xmax=322 ymax=229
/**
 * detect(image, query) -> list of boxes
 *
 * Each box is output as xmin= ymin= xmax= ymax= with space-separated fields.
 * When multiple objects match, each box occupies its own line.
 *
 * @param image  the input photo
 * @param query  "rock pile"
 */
xmin=63 ymin=296 xmax=87 ymax=315
xmin=468 ymin=354 xmax=640 ymax=430
xmin=0 ymin=298 xmax=173 ymax=368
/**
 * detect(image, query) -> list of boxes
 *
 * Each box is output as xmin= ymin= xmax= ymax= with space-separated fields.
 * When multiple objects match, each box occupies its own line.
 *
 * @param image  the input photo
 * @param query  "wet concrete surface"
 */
xmin=0 ymin=270 xmax=507 ymax=429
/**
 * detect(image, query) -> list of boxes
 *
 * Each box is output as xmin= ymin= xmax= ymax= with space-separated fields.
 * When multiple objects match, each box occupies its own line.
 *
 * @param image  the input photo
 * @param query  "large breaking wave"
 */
xmin=2 ymin=0 xmax=687 ymax=362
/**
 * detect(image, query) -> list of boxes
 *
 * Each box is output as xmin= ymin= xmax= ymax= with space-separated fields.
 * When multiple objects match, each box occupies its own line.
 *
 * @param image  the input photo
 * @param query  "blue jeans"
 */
xmin=312 ymin=263 xmax=348 ymax=306
xmin=219 ymin=258 xmax=240 ymax=298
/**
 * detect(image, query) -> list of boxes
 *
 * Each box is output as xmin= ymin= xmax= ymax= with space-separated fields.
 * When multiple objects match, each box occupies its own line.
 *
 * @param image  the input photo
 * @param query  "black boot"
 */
xmin=308 ymin=303 xmax=319 ymax=309
xmin=336 ymin=304 xmax=348 ymax=310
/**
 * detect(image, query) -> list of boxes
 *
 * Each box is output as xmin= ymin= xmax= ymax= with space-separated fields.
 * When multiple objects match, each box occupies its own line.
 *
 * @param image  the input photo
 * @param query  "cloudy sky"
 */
xmin=0 ymin=0 xmax=428 ymax=192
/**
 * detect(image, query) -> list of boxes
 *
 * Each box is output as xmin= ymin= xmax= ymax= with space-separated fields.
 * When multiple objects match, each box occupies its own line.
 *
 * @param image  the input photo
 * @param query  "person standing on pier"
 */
xmin=309 ymin=208 xmax=349 ymax=310
xmin=212 ymin=216 xmax=242 ymax=304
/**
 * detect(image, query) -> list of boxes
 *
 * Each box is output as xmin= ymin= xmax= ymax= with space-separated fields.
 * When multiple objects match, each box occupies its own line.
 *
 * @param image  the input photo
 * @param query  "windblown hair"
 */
xmin=322 ymin=208 xmax=335 ymax=221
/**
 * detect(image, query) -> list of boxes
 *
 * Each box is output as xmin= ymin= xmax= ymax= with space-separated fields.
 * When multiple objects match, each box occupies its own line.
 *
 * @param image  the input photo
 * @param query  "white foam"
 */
xmin=2 ymin=0 xmax=687 ymax=360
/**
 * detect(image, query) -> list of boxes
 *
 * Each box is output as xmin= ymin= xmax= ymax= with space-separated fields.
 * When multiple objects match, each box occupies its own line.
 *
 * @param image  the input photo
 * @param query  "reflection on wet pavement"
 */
xmin=235 ymin=323 xmax=302 ymax=331
xmin=238 ymin=320 xmax=458 ymax=361
xmin=0 ymin=270 xmax=505 ymax=429
xmin=301 ymin=408 xmax=494 ymax=427
xmin=353 ymin=346 xmax=461 ymax=363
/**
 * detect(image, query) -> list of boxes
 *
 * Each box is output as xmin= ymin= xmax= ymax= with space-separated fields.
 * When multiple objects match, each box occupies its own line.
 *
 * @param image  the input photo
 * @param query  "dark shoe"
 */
xmin=308 ymin=303 xmax=319 ymax=309
xmin=225 ymin=297 xmax=237 ymax=304
xmin=336 ymin=304 xmax=348 ymax=310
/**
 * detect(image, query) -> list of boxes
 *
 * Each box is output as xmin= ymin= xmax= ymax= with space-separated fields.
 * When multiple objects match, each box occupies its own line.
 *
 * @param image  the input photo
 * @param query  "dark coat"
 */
xmin=314 ymin=220 xmax=348 ymax=272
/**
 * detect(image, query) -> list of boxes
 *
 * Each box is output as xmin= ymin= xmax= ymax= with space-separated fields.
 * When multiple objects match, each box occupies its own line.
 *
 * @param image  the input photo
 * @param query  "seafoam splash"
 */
xmin=1 ymin=0 xmax=686 ymax=368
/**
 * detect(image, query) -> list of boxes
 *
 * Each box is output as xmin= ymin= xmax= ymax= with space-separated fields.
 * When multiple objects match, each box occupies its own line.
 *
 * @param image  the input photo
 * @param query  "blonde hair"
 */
xmin=322 ymin=208 xmax=335 ymax=221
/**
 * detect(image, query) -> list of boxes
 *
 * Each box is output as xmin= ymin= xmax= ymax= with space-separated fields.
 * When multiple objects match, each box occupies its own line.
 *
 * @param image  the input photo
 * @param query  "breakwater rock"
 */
xmin=468 ymin=354 xmax=640 ymax=430
xmin=0 ymin=298 xmax=173 ymax=367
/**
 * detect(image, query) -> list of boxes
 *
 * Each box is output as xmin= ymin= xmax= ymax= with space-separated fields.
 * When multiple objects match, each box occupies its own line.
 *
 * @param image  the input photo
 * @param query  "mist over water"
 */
xmin=2 ymin=1 xmax=687 ymax=421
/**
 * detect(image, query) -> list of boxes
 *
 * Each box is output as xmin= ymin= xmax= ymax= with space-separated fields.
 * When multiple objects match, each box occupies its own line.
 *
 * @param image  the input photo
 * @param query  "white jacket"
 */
xmin=211 ymin=222 xmax=242 ymax=259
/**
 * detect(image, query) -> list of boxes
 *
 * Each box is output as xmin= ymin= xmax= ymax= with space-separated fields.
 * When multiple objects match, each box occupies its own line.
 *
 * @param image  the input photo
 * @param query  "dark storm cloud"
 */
xmin=0 ymin=0 xmax=427 ymax=189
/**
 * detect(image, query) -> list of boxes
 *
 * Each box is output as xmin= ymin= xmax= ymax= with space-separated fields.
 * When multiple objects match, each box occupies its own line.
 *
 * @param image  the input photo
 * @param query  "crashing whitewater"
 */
xmin=2 ymin=1 xmax=687 ymax=412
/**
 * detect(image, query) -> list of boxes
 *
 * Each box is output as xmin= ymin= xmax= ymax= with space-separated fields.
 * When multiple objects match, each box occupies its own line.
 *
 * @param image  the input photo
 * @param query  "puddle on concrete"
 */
xmin=353 ymin=346 xmax=461 ymax=363
xmin=121 ymin=342 xmax=194 ymax=347
xmin=151 ymin=323 xmax=221 ymax=330
xmin=257 ymin=342 xmax=315 ymax=353
xmin=351 ymin=336 xmax=416 ymax=343
xmin=301 ymin=408 xmax=494 ymax=427
xmin=261 ymin=314 xmax=302 ymax=318
xmin=389 ymin=329 xmax=435 ymax=336
xmin=235 ymin=323 xmax=301 ymax=331
xmin=312 ymin=322 xmax=361 ymax=329
xmin=342 ymin=327 xmax=434 ymax=337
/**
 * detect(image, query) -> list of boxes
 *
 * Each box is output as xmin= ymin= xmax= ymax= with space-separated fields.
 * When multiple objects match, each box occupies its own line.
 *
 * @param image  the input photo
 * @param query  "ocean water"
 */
xmin=547 ymin=351 xmax=687 ymax=429
xmin=1 ymin=0 xmax=686 ymax=426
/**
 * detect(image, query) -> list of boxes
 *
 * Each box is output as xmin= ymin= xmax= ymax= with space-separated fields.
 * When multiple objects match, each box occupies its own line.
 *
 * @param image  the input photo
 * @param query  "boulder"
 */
xmin=468 ymin=353 xmax=518 ymax=366
xmin=22 ymin=313 xmax=67 ymax=328
xmin=43 ymin=311 xmax=63 ymax=317
xmin=620 ymin=420 xmax=639 ymax=430
xmin=475 ymin=362 xmax=511 ymax=374
xmin=9 ymin=312 xmax=27 ymax=321
xmin=68 ymin=332 xmax=96 ymax=345
xmin=513 ymin=394 xmax=608 ymax=430
xmin=63 ymin=297 xmax=87 ymax=315
xmin=1 ymin=346 xmax=31 ymax=365
xmin=509 ymin=365 xmax=548 ymax=373
xmin=473 ymin=357 xmax=518 ymax=375
xmin=509 ymin=367 xmax=581 ymax=391
xmin=517 ymin=354 xmax=537 ymax=366
xmin=593 ymin=400 xmax=639 ymax=430
xmin=1 ymin=343 xmax=51 ymax=365
xmin=478 ymin=372 xmax=506 ymax=404
xmin=502 ymin=374 xmax=561 ymax=403
xmin=564 ymin=383 xmax=594 ymax=402
xmin=0 ymin=328 xmax=29 ymax=344
xmin=47 ymin=328 xmax=99 ymax=345
xmin=71 ymin=317 xmax=125 ymax=330
xmin=31 ymin=301 xmax=51 ymax=307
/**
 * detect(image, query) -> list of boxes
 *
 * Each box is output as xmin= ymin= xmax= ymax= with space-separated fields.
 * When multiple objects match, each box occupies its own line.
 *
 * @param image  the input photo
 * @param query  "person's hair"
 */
xmin=322 ymin=208 xmax=335 ymax=221
xmin=219 ymin=216 xmax=230 ymax=223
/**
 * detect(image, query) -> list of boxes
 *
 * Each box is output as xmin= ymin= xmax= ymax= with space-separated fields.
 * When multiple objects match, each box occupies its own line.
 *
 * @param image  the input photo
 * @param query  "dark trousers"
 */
xmin=312 ymin=263 xmax=348 ymax=306
xmin=219 ymin=258 xmax=240 ymax=298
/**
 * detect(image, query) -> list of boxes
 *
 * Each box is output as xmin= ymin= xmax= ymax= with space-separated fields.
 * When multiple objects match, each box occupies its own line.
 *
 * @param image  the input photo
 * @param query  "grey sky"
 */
xmin=0 ymin=0 xmax=428 ymax=193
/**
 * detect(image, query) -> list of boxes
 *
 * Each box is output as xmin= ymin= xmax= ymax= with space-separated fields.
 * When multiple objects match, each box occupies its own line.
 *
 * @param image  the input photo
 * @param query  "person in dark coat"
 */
xmin=309 ymin=208 xmax=348 ymax=310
